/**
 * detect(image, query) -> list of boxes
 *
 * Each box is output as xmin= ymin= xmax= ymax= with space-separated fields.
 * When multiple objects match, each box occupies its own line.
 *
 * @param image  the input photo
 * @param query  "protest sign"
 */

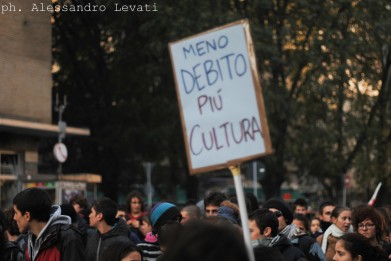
xmin=169 ymin=19 xmax=272 ymax=174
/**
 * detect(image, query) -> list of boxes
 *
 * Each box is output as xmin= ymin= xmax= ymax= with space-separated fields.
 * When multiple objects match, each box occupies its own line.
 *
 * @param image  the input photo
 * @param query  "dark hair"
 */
xmin=294 ymin=198 xmax=308 ymax=209
xmin=245 ymin=193 xmax=260 ymax=214
xmin=230 ymin=194 xmax=259 ymax=215
xmin=352 ymin=205 xmax=386 ymax=242
xmin=13 ymin=188 xmax=52 ymax=222
xmin=60 ymin=203 xmax=78 ymax=224
xmin=204 ymin=192 xmax=226 ymax=208
xmin=139 ymin=215 xmax=151 ymax=225
xmin=125 ymin=191 xmax=145 ymax=213
xmin=331 ymin=206 xmax=350 ymax=219
xmin=318 ymin=201 xmax=335 ymax=215
xmin=293 ymin=213 xmax=310 ymax=232
xmin=160 ymin=220 xmax=248 ymax=261
xmin=376 ymin=206 xmax=391 ymax=238
xmin=338 ymin=233 xmax=387 ymax=261
xmin=249 ymin=208 xmax=279 ymax=237
xmin=69 ymin=194 xmax=89 ymax=210
xmin=91 ymin=197 xmax=118 ymax=226
xmin=99 ymin=241 xmax=143 ymax=261
xmin=3 ymin=208 xmax=20 ymax=236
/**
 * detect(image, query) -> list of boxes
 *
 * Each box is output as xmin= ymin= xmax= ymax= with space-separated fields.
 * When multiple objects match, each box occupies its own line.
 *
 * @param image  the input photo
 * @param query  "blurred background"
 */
xmin=0 ymin=0 xmax=390 ymax=209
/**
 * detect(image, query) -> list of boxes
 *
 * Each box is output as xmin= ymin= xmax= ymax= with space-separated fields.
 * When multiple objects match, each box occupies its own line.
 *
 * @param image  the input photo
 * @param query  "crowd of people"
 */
xmin=0 ymin=188 xmax=391 ymax=261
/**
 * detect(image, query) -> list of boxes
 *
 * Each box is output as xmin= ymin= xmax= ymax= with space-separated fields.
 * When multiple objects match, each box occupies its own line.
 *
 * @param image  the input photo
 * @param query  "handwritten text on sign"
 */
xmin=170 ymin=21 xmax=270 ymax=173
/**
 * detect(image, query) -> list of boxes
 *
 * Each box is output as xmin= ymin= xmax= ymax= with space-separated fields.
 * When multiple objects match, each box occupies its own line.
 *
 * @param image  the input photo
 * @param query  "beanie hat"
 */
xmin=263 ymin=198 xmax=293 ymax=224
xmin=150 ymin=202 xmax=181 ymax=233
xmin=145 ymin=231 xmax=158 ymax=243
xmin=217 ymin=206 xmax=238 ymax=224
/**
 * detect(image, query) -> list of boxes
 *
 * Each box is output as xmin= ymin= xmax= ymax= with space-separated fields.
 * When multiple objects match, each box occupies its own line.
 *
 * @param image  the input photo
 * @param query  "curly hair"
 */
xmin=352 ymin=205 xmax=386 ymax=242
xmin=338 ymin=233 xmax=386 ymax=261
xmin=125 ymin=191 xmax=145 ymax=213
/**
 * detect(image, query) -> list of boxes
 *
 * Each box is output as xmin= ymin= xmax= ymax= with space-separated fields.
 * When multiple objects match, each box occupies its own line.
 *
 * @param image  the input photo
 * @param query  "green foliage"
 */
xmin=50 ymin=0 xmax=391 ymax=203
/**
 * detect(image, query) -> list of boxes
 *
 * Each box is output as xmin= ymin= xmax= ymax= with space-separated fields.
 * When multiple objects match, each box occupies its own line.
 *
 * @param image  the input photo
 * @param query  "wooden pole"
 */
xmin=229 ymin=165 xmax=255 ymax=261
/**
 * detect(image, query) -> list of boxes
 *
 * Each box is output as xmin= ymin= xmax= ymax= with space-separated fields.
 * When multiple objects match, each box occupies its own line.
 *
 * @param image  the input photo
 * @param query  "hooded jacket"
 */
xmin=270 ymin=234 xmax=308 ymax=261
xmin=282 ymin=224 xmax=326 ymax=261
xmin=25 ymin=205 xmax=85 ymax=261
xmin=86 ymin=218 xmax=134 ymax=261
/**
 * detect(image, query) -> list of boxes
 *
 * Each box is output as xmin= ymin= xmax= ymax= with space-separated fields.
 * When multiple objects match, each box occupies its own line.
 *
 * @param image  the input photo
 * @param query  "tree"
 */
xmin=49 ymin=0 xmax=391 ymax=203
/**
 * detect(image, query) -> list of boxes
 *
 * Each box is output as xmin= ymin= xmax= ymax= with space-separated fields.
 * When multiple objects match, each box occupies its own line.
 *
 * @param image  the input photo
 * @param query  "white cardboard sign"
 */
xmin=169 ymin=20 xmax=272 ymax=174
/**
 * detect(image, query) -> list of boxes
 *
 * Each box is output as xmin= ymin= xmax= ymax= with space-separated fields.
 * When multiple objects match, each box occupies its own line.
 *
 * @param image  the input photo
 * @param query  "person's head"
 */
xmin=99 ymin=241 xmax=143 ymax=261
xmin=245 ymin=193 xmax=260 ymax=214
xmin=333 ymin=233 xmax=379 ymax=261
xmin=90 ymin=197 xmax=118 ymax=227
xmin=181 ymin=205 xmax=201 ymax=224
xmin=262 ymin=198 xmax=293 ymax=232
xmin=310 ymin=217 xmax=321 ymax=234
xmin=352 ymin=205 xmax=385 ymax=243
xmin=331 ymin=206 xmax=351 ymax=232
xmin=376 ymin=206 xmax=391 ymax=242
xmin=248 ymin=208 xmax=279 ymax=240
xmin=0 ymin=208 xmax=7 ymax=235
xmin=69 ymin=194 xmax=89 ymax=214
xmin=293 ymin=213 xmax=310 ymax=233
xmin=203 ymin=192 xmax=226 ymax=217
xmin=230 ymin=194 xmax=259 ymax=215
xmin=156 ymin=221 xmax=182 ymax=252
xmin=293 ymin=198 xmax=308 ymax=215
xmin=125 ymin=191 xmax=145 ymax=215
xmin=13 ymin=188 xmax=52 ymax=233
xmin=218 ymin=200 xmax=240 ymax=224
xmin=60 ymin=203 xmax=78 ymax=226
xmin=180 ymin=205 xmax=201 ymax=224
xmin=217 ymin=206 xmax=239 ymax=225
xmin=138 ymin=216 xmax=153 ymax=237
xmin=2 ymin=208 xmax=20 ymax=240
xmin=159 ymin=220 xmax=248 ymax=261
xmin=116 ymin=204 xmax=127 ymax=221
xmin=319 ymin=201 xmax=336 ymax=222
xmin=150 ymin=202 xmax=182 ymax=235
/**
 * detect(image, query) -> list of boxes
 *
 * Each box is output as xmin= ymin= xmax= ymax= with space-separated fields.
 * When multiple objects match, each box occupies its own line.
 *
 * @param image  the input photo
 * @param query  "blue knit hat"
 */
xmin=150 ymin=202 xmax=181 ymax=233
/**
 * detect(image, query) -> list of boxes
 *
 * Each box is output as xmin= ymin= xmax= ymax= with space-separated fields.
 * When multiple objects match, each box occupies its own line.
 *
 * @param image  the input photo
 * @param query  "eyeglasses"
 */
xmin=358 ymin=223 xmax=375 ymax=230
xmin=272 ymin=210 xmax=283 ymax=218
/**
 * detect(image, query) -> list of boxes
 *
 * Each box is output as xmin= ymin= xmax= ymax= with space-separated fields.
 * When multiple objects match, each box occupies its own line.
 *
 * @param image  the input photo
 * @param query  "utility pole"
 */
xmin=54 ymin=93 xmax=67 ymax=175
xmin=143 ymin=162 xmax=155 ymax=209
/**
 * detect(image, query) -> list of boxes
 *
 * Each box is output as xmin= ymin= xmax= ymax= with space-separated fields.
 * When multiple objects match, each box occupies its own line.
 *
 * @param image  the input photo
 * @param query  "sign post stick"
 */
xmin=229 ymin=165 xmax=255 ymax=261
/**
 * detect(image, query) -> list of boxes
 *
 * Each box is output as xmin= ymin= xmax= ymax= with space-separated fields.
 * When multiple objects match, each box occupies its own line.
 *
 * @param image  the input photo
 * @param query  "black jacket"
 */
xmin=271 ymin=234 xmax=308 ymax=261
xmin=86 ymin=218 xmax=134 ymax=261
xmin=291 ymin=233 xmax=325 ymax=261
xmin=25 ymin=206 xmax=86 ymax=261
xmin=3 ymin=241 xmax=24 ymax=261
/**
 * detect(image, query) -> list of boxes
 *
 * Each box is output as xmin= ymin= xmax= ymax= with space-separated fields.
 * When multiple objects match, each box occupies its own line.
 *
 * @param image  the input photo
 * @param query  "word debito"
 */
xmin=170 ymin=20 xmax=272 ymax=174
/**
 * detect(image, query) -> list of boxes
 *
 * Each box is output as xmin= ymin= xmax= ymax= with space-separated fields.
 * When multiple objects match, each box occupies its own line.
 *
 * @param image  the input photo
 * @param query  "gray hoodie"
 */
xmin=27 ymin=205 xmax=71 ymax=261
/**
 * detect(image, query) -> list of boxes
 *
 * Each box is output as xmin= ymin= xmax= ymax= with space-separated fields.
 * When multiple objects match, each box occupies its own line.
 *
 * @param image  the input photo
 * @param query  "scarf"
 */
xmin=280 ymin=224 xmax=300 ymax=239
xmin=321 ymin=224 xmax=347 ymax=253
xmin=251 ymin=237 xmax=273 ymax=248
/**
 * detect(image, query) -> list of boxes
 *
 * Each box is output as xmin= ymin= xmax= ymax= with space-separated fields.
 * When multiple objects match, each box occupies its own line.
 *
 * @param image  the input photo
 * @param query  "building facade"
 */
xmin=0 ymin=0 xmax=99 ymax=207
